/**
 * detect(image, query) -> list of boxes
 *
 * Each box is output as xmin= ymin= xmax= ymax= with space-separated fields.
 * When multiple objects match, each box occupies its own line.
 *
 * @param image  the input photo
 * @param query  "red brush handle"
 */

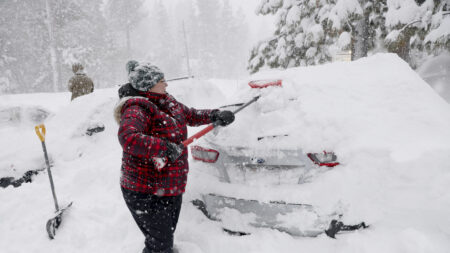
xmin=182 ymin=124 xmax=215 ymax=146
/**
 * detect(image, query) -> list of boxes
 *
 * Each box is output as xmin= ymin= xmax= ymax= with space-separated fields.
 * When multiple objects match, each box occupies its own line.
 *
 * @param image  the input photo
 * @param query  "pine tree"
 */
xmin=229 ymin=5 xmax=250 ymax=77
xmin=249 ymin=0 xmax=332 ymax=73
xmin=248 ymin=0 xmax=446 ymax=72
xmin=171 ymin=0 xmax=249 ymax=78
xmin=45 ymin=0 xmax=58 ymax=92
xmin=105 ymin=0 xmax=147 ymax=59
xmin=143 ymin=0 xmax=182 ymax=78
xmin=0 ymin=1 xmax=50 ymax=93
xmin=217 ymin=1 xmax=249 ymax=78
xmin=384 ymin=0 xmax=449 ymax=68
xmin=423 ymin=1 xmax=450 ymax=56
xmin=217 ymin=0 xmax=235 ymax=78
xmin=195 ymin=0 xmax=222 ymax=77
xmin=55 ymin=0 xmax=115 ymax=88
xmin=0 ymin=0 xmax=121 ymax=93
xmin=172 ymin=0 xmax=197 ymax=77
xmin=174 ymin=0 xmax=199 ymax=69
xmin=320 ymin=0 xmax=387 ymax=60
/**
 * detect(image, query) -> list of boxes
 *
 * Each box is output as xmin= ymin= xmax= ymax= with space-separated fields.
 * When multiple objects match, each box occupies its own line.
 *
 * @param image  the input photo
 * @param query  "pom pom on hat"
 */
xmin=126 ymin=60 xmax=139 ymax=74
xmin=126 ymin=60 xmax=165 ymax=92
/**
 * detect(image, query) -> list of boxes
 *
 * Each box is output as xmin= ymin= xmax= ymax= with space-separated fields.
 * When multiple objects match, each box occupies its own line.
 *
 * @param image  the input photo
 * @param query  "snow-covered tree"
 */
xmin=0 ymin=1 xmax=50 ymax=93
xmin=217 ymin=1 xmax=249 ymax=78
xmin=322 ymin=0 xmax=387 ymax=60
xmin=249 ymin=0 xmax=448 ymax=72
xmin=168 ymin=0 xmax=250 ymax=78
xmin=249 ymin=0 xmax=336 ymax=73
xmin=248 ymin=0 xmax=387 ymax=72
xmin=384 ymin=0 xmax=450 ymax=68
xmin=56 ymin=1 xmax=117 ymax=88
xmin=384 ymin=0 xmax=433 ymax=67
xmin=45 ymin=0 xmax=58 ymax=92
xmin=424 ymin=1 xmax=450 ymax=54
xmin=105 ymin=0 xmax=147 ymax=60
xmin=0 ymin=1 xmax=122 ymax=93
xmin=141 ymin=0 xmax=182 ymax=78
xmin=195 ymin=0 xmax=223 ymax=77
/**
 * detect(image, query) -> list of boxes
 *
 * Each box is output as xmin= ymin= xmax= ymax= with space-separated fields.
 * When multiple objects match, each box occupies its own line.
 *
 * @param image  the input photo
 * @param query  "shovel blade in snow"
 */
xmin=46 ymin=202 xmax=73 ymax=239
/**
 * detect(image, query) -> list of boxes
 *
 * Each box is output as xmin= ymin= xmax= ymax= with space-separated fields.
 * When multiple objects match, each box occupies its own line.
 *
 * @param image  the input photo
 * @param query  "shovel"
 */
xmin=35 ymin=124 xmax=73 ymax=239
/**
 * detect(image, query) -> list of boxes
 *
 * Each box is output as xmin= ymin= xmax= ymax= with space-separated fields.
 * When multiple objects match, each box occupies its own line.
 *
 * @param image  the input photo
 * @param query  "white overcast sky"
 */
xmin=226 ymin=0 xmax=276 ymax=43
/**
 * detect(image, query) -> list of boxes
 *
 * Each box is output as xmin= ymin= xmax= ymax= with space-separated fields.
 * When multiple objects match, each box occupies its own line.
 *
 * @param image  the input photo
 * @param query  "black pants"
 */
xmin=121 ymin=187 xmax=182 ymax=253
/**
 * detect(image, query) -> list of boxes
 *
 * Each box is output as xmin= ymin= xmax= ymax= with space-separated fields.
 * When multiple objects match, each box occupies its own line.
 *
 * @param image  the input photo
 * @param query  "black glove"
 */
xmin=210 ymin=110 xmax=235 ymax=126
xmin=166 ymin=142 xmax=184 ymax=162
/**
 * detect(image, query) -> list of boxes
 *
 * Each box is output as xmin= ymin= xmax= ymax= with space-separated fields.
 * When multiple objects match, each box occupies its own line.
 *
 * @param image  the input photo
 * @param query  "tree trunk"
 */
xmin=387 ymin=27 xmax=415 ymax=67
xmin=45 ymin=0 xmax=59 ymax=92
xmin=182 ymin=21 xmax=192 ymax=77
xmin=124 ymin=3 xmax=131 ymax=59
xmin=351 ymin=6 xmax=369 ymax=60
xmin=126 ymin=26 xmax=131 ymax=59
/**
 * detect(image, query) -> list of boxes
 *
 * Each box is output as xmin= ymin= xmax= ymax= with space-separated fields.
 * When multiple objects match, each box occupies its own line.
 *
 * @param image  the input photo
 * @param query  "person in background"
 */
xmin=114 ymin=60 xmax=235 ymax=253
xmin=68 ymin=63 xmax=94 ymax=101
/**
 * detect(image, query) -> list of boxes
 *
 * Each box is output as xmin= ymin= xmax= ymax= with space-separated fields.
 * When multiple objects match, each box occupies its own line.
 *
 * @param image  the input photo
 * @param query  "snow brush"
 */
xmin=151 ymin=95 xmax=261 ymax=170
xmin=182 ymin=79 xmax=281 ymax=148
xmin=35 ymin=124 xmax=73 ymax=239
xmin=151 ymin=79 xmax=282 ymax=170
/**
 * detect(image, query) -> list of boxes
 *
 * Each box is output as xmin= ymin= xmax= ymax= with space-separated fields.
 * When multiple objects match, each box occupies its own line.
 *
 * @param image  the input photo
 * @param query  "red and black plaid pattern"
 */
xmin=118 ymin=92 xmax=214 ymax=196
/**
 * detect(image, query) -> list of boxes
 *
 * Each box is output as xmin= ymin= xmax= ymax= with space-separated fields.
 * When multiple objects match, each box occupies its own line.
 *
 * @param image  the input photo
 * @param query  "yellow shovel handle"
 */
xmin=35 ymin=124 xmax=46 ymax=142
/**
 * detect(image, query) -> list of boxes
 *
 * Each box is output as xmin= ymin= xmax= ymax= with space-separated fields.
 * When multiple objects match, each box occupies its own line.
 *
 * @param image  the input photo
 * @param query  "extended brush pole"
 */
xmin=167 ymin=76 xmax=194 ymax=82
xmin=182 ymin=95 xmax=260 ymax=146
xmin=35 ymin=124 xmax=59 ymax=211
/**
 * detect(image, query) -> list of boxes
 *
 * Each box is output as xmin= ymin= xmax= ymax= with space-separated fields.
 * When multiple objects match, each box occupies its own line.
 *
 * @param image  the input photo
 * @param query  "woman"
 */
xmin=114 ymin=61 xmax=234 ymax=253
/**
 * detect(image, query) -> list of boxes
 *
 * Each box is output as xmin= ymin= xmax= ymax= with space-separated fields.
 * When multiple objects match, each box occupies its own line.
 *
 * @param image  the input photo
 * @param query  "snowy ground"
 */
xmin=1 ymin=53 xmax=450 ymax=253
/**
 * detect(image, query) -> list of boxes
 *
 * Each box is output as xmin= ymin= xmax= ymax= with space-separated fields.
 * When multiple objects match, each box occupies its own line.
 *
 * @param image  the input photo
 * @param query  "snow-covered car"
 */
xmin=190 ymin=79 xmax=340 ymax=185
xmin=0 ymin=105 xmax=50 ymax=126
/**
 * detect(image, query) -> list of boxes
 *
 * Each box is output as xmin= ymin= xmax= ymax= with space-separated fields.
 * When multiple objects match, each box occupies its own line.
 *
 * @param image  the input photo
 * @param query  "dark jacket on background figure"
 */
xmin=68 ymin=64 xmax=94 ymax=100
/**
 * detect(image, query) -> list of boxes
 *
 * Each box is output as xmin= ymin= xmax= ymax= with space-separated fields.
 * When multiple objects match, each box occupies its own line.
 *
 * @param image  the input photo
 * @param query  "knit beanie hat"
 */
xmin=126 ymin=60 xmax=165 ymax=92
xmin=72 ymin=63 xmax=84 ymax=74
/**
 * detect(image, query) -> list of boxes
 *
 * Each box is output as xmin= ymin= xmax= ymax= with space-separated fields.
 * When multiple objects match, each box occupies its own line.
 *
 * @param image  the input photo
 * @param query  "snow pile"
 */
xmin=1 ymin=54 xmax=450 ymax=253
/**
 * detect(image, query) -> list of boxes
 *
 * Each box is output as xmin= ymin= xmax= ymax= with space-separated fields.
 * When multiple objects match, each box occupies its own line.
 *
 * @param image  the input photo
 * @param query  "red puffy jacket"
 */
xmin=115 ymin=92 xmax=214 ymax=196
